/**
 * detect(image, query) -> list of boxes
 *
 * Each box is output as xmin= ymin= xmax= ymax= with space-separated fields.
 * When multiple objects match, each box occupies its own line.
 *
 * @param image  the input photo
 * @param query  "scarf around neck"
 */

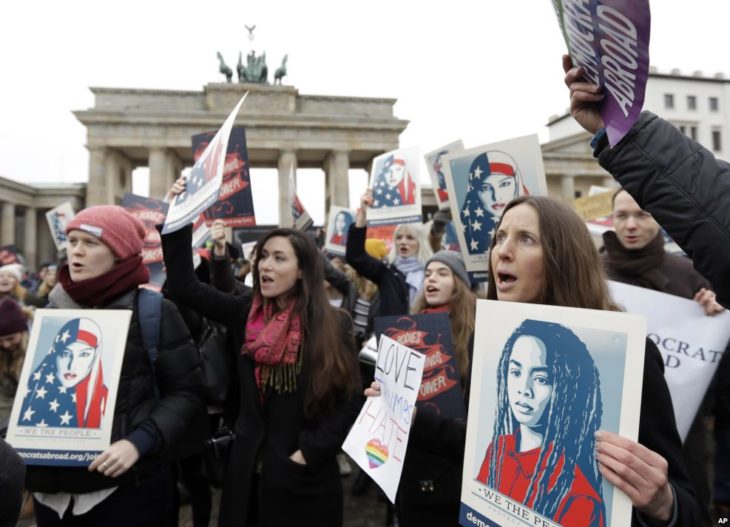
xmin=395 ymin=256 xmax=425 ymax=305
xmin=58 ymin=256 xmax=149 ymax=307
xmin=601 ymin=231 xmax=668 ymax=291
xmin=242 ymin=293 xmax=303 ymax=395
xmin=422 ymin=304 xmax=450 ymax=314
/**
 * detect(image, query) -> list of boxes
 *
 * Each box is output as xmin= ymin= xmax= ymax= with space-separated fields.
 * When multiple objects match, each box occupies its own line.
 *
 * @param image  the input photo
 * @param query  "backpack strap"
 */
xmin=137 ymin=288 xmax=163 ymax=399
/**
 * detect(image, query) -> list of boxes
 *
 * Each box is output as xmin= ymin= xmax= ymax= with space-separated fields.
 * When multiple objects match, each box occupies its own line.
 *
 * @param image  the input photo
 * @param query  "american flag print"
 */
xmin=459 ymin=152 xmax=526 ymax=256
xmin=370 ymin=155 xmax=417 ymax=209
xmin=18 ymin=318 xmax=108 ymax=429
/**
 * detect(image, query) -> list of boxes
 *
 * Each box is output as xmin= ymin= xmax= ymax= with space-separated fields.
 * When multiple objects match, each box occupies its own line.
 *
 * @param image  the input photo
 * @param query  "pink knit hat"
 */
xmin=65 ymin=205 xmax=146 ymax=260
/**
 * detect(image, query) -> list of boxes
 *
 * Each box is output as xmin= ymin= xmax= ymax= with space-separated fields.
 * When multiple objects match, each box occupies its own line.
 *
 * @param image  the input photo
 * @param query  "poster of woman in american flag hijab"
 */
xmin=442 ymin=135 xmax=546 ymax=279
xmin=6 ymin=309 xmax=131 ymax=466
xmin=366 ymin=147 xmax=422 ymax=225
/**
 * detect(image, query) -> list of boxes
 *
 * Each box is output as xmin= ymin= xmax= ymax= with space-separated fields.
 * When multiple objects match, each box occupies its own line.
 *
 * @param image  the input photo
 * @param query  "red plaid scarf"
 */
xmin=242 ymin=293 xmax=302 ymax=395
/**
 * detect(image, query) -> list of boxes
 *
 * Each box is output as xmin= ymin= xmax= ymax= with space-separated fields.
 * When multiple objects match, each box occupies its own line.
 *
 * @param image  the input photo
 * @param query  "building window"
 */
xmin=710 ymin=97 xmax=719 ymax=112
xmin=712 ymin=129 xmax=722 ymax=152
xmin=664 ymin=94 xmax=675 ymax=109
xmin=690 ymin=126 xmax=698 ymax=140
xmin=687 ymin=95 xmax=697 ymax=110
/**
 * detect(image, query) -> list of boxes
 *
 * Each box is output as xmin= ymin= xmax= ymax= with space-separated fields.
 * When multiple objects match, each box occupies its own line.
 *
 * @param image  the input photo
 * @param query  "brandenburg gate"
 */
xmin=74 ymin=82 xmax=408 ymax=224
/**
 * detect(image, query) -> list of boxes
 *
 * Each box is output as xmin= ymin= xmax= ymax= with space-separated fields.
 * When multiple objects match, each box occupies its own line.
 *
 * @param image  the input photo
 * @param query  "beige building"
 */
xmin=0 ymin=82 xmax=409 ymax=270
xmin=74 ymin=82 xmax=408 ymax=224
xmin=544 ymin=67 xmax=730 ymax=202
xmin=0 ymin=176 xmax=85 ymax=269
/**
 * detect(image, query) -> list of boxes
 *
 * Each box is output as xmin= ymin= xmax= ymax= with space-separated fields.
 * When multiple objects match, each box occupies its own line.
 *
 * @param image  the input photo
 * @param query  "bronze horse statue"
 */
xmin=274 ymin=54 xmax=288 ymax=85
xmin=216 ymin=52 xmax=233 ymax=83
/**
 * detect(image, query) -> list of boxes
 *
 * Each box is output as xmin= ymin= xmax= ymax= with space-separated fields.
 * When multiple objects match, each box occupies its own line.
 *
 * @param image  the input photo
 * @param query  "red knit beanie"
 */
xmin=65 ymin=205 xmax=145 ymax=260
xmin=0 ymin=297 xmax=27 ymax=336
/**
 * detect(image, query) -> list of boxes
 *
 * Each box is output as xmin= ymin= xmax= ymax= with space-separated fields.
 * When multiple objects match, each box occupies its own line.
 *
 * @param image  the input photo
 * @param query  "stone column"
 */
xmin=149 ymin=148 xmax=171 ymax=201
xmin=560 ymin=174 xmax=576 ymax=203
xmin=23 ymin=207 xmax=37 ymax=269
xmin=37 ymin=212 xmax=57 ymax=263
xmin=1 ymin=203 xmax=15 ymax=246
xmin=104 ymin=153 xmax=121 ymax=204
xmin=167 ymin=153 xmax=183 ymax=192
xmin=324 ymin=150 xmax=350 ymax=211
xmin=119 ymin=156 xmax=134 ymax=196
xmin=86 ymin=147 xmax=108 ymax=206
xmin=277 ymin=150 xmax=297 ymax=227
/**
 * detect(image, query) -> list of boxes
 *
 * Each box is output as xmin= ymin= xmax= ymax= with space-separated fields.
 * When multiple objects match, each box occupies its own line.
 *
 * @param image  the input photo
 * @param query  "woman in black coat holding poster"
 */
xmin=483 ymin=196 xmax=699 ymax=526
xmin=346 ymin=190 xmax=432 ymax=318
xmin=372 ymin=196 xmax=701 ymax=526
xmin=23 ymin=205 xmax=204 ymax=527
xmin=396 ymin=250 xmax=476 ymax=526
xmin=161 ymin=178 xmax=361 ymax=527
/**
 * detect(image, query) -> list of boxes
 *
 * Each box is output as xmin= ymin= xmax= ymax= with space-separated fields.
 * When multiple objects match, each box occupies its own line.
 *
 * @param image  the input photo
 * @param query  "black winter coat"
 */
xmin=26 ymin=288 xmax=205 ymax=494
xmin=162 ymin=225 xmax=362 ymax=527
xmin=345 ymin=224 xmax=410 ymax=318
xmin=596 ymin=111 xmax=730 ymax=308
xmin=398 ymin=333 xmax=473 ymax=527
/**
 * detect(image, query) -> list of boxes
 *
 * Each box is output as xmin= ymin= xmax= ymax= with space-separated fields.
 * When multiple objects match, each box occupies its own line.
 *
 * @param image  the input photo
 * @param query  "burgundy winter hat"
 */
xmin=0 ymin=297 xmax=27 ymax=336
xmin=65 ymin=205 xmax=146 ymax=260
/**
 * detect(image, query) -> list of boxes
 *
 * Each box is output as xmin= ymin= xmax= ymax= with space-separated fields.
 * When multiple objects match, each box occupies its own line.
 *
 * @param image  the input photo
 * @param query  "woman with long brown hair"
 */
xmin=369 ymin=196 xmax=700 ymax=526
xmin=484 ymin=195 xmax=699 ymax=526
xmin=371 ymin=251 xmax=476 ymax=526
xmin=162 ymin=179 xmax=361 ymax=527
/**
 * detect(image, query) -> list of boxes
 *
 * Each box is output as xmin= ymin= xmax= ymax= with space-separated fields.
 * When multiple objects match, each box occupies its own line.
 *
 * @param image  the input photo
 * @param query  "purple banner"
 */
xmin=555 ymin=0 xmax=651 ymax=146
xmin=121 ymin=193 xmax=169 ymax=289
xmin=192 ymin=126 xmax=256 ymax=228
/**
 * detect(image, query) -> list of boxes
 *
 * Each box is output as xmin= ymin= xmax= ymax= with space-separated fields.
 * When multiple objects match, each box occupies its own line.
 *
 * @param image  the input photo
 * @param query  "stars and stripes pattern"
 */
xmin=432 ymin=150 xmax=450 ymax=202
xmin=371 ymin=155 xmax=416 ymax=209
xmin=18 ymin=318 xmax=107 ymax=429
xmin=460 ymin=153 xmax=498 ymax=256
xmin=175 ymin=164 xmax=206 ymax=206
xmin=176 ymin=138 xmax=225 ymax=206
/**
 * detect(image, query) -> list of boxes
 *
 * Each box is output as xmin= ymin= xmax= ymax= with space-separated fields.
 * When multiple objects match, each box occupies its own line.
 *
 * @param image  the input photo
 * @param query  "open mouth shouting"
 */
xmin=495 ymin=269 xmax=517 ymax=292
xmin=424 ymin=284 xmax=440 ymax=298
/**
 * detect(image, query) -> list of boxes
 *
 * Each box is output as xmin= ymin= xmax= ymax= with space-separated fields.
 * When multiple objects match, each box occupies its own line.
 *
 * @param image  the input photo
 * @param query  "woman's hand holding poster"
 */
xmin=442 ymin=135 xmax=546 ymax=281
xmin=342 ymin=335 xmax=425 ymax=503
xmin=460 ymin=300 xmax=645 ymax=527
xmin=6 ymin=309 xmax=131 ymax=466
xmin=552 ymin=0 xmax=650 ymax=146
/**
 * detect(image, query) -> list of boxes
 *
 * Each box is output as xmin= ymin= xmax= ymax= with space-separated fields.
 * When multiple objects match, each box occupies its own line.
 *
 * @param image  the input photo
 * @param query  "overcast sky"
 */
xmin=2 ymin=0 xmax=728 ymax=224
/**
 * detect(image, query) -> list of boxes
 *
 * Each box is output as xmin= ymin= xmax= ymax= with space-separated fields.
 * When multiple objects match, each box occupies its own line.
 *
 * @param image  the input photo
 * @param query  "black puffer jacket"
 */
xmin=596 ymin=111 xmax=730 ymax=307
xmin=25 ymin=288 xmax=205 ymax=494
xmin=345 ymin=224 xmax=410 ymax=318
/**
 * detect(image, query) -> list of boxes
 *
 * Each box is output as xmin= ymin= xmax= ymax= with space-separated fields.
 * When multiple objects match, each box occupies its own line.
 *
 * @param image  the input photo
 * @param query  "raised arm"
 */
xmin=345 ymin=190 xmax=388 ymax=284
xmin=563 ymin=55 xmax=730 ymax=307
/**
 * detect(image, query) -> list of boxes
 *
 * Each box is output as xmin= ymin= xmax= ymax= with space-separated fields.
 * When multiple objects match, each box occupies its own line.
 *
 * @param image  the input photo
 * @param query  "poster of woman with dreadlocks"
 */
xmin=460 ymin=301 xmax=644 ymax=527
xmin=367 ymin=147 xmax=423 ymax=225
xmin=442 ymin=135 xmax=546 ymax=280
xmin=6 ymin=309 xmax=130 ymax=466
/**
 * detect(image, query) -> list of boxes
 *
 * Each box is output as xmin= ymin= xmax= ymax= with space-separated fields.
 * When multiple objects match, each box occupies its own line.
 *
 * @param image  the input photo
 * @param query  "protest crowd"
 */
xmin=2 ymin=12 xmax=730 ymax=527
